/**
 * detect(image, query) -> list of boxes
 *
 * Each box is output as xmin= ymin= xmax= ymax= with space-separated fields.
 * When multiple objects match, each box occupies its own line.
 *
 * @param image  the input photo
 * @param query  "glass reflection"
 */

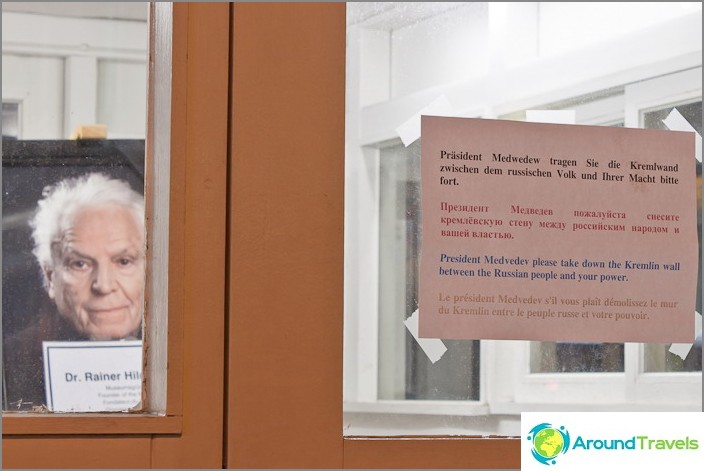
xmin=2 ymin=2 xmax=148 ymax=412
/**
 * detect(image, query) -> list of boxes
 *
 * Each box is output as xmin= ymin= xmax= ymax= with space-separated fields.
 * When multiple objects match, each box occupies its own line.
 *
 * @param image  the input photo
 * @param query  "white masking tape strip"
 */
xmin=525 ymin=109 xmax=576 ymax=125
xmin=668 ymin=311 xmax=702 ymax=360
xmin=403 ymin=309 xmax=447 ymax=363
xmin=662 ymin=108 xmax=702 ymax=163
xmin=396 ymin=95 xmax=453 ymax=147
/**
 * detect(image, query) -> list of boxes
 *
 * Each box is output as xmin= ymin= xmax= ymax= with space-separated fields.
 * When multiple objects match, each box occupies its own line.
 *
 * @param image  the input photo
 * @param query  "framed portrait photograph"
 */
xmin=2 ymin=138 xmax=145 ymax=411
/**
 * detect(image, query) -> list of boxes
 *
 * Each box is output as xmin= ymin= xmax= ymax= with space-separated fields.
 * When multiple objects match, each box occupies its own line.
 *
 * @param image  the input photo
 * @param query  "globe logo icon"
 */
xmin=526 ymin=423 xmax=570 ymax=465
xmin=534 ymin=429 xmax=563 ymax=458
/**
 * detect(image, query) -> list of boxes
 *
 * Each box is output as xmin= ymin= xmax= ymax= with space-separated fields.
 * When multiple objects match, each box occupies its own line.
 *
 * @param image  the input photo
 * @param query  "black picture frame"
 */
xmin=2 ymin=139 xmax=145 ymax=409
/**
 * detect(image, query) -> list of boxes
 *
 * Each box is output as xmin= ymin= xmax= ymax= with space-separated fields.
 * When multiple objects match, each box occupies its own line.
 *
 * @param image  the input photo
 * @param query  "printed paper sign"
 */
xmin=43 ymin=340 xmax=143 ymax=412
xmin=419 ymin=116 xmax=697 ymax=342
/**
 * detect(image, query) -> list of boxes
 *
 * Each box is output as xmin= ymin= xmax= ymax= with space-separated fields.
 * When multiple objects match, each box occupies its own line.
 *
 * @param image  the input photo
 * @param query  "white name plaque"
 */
xmin=43 ymin=340 xmax=143 ymax=412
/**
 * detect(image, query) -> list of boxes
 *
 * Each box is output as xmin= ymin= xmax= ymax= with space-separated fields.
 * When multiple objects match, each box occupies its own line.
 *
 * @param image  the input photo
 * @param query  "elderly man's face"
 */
xmin=46 ymin=205 xmax=145 ymax=340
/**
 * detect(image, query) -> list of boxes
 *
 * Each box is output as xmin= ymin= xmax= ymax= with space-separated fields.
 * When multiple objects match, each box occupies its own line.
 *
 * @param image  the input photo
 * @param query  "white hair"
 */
xmin=29 ymin=172 xmax=145 ymax=289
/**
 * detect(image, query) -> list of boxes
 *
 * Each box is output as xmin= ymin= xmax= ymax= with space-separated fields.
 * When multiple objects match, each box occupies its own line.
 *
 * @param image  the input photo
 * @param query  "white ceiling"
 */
xmin=1 ymin=2 xmax=148 ymax=22
xmin=347 ymin=2 xmax=470 ymax=30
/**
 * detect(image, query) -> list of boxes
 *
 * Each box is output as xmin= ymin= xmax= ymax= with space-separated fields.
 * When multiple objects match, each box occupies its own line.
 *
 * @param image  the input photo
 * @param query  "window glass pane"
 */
xmin=344 ymin=2 xmax=702 ymax=437
xmin=378 ymin=141 xmax=480 ymax=400
xmin=530 ymin=342 xmax=624 ymax=373
xmin=2 ymin=2 xmax=149 ymax=412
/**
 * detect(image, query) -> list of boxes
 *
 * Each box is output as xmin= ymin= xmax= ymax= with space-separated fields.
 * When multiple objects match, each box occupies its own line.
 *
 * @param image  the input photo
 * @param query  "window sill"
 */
xmin=344 ymin=400 xmax=489 ymax=417
xmin=1 ymin=413 xmax=182 ymax=435
xmin=489 ymin=402 xmax=701 ymax=415
xmin=343 ymin=401 xmax=502 ymax=435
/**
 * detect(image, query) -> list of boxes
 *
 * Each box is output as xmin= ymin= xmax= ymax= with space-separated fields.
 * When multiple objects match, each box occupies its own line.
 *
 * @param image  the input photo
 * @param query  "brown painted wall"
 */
xmin=227 ymin=2 xmax=347 ymax=468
